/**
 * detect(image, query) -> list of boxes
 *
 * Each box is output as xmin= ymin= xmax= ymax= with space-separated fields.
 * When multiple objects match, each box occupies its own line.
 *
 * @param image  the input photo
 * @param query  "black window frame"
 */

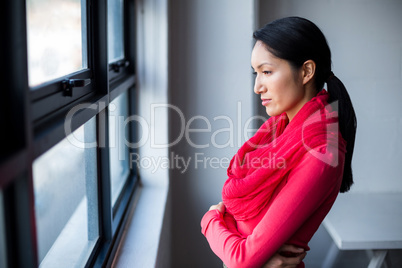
xmin=0 ymin=0 xmax=138 ymax=267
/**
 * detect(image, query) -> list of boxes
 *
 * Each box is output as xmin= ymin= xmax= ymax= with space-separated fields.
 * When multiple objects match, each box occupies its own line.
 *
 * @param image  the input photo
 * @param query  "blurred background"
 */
xmin=136 ymin=0 xmax=402 ymax=267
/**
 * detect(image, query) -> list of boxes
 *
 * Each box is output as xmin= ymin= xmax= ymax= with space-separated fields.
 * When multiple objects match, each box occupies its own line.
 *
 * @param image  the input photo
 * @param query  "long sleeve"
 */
xmin=201 ymin=146 xmax=344 ymax=268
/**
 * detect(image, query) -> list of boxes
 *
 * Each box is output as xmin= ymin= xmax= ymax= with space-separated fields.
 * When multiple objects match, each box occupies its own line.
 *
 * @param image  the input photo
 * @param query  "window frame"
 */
xmin=108 ymin=0 xmax=135 ymax=84
xmin=28 ymin=0 xmax=93 ymax=124
xmin=0 ymin=0 xmax=138 ymax=267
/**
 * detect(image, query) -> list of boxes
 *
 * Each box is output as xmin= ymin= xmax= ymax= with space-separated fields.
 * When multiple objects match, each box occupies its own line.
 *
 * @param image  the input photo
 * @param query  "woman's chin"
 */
xmin=265 ymin=108 xmax=279 ymax=117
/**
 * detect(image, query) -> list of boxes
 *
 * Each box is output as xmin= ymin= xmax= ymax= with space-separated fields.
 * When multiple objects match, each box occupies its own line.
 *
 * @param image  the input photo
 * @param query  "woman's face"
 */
xmin=251 ymin=41 xmax=308 ymax=120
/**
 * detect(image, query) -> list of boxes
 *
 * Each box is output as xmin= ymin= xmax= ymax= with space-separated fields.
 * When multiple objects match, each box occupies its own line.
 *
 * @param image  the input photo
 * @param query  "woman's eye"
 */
xmin=252 ymin=71 xmax=271 ymax=76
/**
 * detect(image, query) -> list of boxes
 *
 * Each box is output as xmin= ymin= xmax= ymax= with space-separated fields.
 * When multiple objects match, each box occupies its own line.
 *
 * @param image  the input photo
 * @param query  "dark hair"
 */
xmin=253 ymin=17 xmax=357 ymax=193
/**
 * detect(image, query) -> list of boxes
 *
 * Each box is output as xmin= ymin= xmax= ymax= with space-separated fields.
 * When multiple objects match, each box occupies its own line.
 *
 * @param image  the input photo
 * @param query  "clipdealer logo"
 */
xmin=62 ymin=101 xmax=268 ymax=173
xmin=302 ymin=101 xmax=340 ymax=167
xmin=62 ymin=101 xmax=342 ymax=173
xmin=63 ymin=101 xmax=267 ymax=150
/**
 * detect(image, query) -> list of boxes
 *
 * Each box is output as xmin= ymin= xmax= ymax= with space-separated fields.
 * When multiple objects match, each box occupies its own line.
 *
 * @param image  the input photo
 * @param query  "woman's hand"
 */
xmin=262 ymin=244 xmax=306 ymax=268
xmin=209 ymin=201 xmax=225 ymax=214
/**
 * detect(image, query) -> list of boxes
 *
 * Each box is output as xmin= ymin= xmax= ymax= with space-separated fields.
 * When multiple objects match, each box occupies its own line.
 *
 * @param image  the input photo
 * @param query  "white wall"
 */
xmin=259 ymin=0 xmax=402 ymax=193
xmin=168 ymin=0 xmax=255 ymax=267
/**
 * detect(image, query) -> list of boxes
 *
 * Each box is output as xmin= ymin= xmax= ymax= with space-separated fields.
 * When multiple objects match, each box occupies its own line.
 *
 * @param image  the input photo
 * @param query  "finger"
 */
xmin=262 ymin=255 xmax=299 ymax=268
xmin=279 ymin=244 xmax=305 ymax=254
xmin=281 ymin=256 xmax=302 ymax=267
xmin=280 ymin=254 xmax=306 ymax=266
xmin=209 ymin=204 xmax=218 ymax=211
xmin=209 ymin=202 xmax=224 ymax=211
xmin=216 ymin=203 xmax=225 ymax=214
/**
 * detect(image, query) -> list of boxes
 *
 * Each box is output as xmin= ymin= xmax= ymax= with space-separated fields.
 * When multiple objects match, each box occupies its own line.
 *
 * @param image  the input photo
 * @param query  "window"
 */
xmin=109 ymin=91 xmax=130 ymax=206
xmin=0 ymin=0 xmax=137 ymax=266
xmin=26 ymin=0 xmax=87 ymax=87
xmin=33 ymin=117 xmax=98 ymax=266
xmin=27 ymin=0 xmax=92 ymax=124
xmin=108 ymin=0 xmax=132 ymax=81
xmin=108 ymin=0 xmax=124 ymax=63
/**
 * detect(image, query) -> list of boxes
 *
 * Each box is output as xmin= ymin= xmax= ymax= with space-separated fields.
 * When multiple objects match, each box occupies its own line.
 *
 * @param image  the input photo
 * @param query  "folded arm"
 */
xmin=201 ymin=148 xmax=343 ymax=268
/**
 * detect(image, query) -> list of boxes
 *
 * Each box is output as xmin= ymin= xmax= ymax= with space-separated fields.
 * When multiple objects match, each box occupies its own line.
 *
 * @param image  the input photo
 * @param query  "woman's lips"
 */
xmin=262 ymin=99 xmax=271 ymax=106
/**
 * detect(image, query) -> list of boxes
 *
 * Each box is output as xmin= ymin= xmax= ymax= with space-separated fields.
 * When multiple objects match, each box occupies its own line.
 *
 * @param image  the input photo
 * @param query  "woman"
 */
xmin=201 ymin=17 xmax=357 ymax=268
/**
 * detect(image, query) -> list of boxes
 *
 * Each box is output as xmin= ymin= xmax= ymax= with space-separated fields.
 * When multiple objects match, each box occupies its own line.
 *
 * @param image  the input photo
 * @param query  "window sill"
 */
xmin=111 ymin=178 xmax=169 ymax=267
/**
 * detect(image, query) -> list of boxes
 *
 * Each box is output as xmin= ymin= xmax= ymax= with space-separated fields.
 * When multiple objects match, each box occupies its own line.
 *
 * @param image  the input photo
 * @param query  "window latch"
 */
xmin=62 ymin=78 xmax=91 ymax=97
xmin=111 ymin=60 xmax=130 ymax=73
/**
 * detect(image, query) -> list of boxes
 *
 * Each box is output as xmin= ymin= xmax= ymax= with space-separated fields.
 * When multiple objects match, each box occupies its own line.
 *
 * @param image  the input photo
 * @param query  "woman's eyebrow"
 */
xmin=252 ymin=62 xmax=274 ymax=70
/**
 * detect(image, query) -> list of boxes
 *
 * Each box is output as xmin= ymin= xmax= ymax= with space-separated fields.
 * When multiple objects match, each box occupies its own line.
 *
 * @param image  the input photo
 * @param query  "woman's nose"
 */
xmin=254 ymin=77 xmax=267 ymax=94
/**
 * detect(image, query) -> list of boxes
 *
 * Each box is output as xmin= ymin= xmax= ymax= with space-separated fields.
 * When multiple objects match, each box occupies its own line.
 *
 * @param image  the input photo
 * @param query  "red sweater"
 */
xmin=201 ymin=146 xmax=345 ymax=268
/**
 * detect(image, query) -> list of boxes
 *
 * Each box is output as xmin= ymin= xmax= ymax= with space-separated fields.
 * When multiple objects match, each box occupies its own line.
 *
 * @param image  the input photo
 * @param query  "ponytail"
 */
xmin=254 ymin=17 xmax=357 ymax=193
xmin=327 ymin=73 xmax=357 ymax=192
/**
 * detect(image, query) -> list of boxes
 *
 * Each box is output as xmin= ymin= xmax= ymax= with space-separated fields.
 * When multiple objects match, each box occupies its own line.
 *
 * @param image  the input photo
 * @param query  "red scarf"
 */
xmin=222 ymin=90 xmax=346 ymax=221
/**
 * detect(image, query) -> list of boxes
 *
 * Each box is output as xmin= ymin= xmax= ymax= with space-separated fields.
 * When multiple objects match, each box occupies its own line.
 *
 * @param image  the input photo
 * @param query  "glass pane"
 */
xmin=27 ymin=0 xmax=87 ymax=87
xmin=108 ymin=0 xmax=125 ymax=63
xmin=0 ymin=191 xmax=7 ymax=268
xmin=109 ymin=91 xmax=130 ymax=206
xmin=33 ymin=117 xmax=98 ymax=267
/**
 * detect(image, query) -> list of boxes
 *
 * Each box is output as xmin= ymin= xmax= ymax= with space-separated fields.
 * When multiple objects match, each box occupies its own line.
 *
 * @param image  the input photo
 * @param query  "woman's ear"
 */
xmin=302 ymin=60 xmax=316 ymax=85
